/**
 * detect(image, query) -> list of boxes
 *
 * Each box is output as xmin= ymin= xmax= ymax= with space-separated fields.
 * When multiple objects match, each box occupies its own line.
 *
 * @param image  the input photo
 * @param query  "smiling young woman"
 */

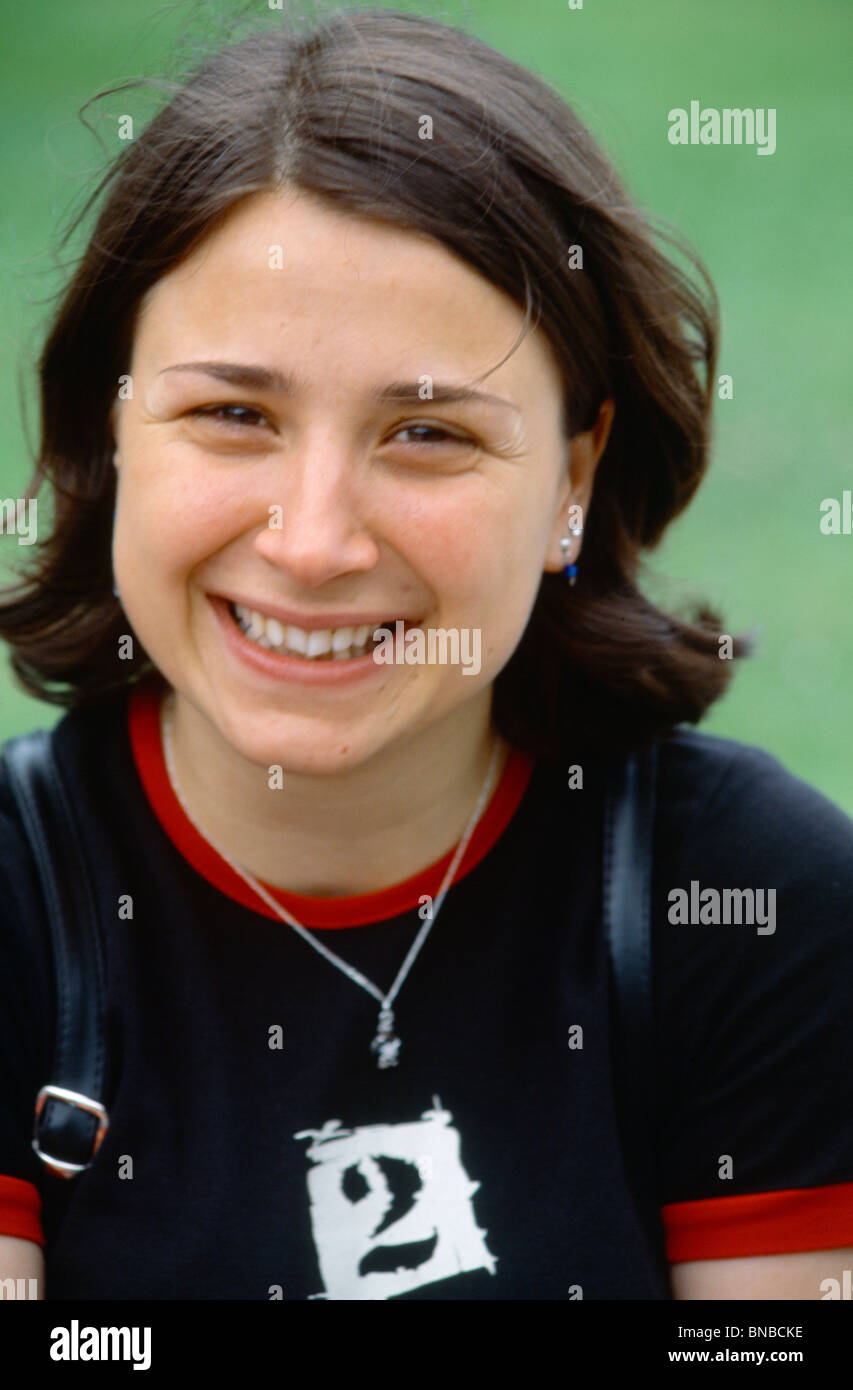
xmin=0 ymin=6 xmax=851 ymax=1304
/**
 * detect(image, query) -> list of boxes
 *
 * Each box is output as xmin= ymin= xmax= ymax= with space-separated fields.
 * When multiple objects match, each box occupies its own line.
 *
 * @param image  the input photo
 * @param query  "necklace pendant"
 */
xmin=370 ymin=1007 xmax=401 ymax=1069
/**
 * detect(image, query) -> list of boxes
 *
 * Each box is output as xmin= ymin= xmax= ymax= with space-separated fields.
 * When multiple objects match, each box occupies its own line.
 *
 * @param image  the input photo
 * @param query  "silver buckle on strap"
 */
xmin=32 ymin=1085 xmax=109 ymax=1178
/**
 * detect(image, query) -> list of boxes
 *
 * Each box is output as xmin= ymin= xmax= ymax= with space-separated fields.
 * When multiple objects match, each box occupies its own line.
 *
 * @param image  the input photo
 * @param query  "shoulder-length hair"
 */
xmin=0 ymin=4 xmax=750 ymax=758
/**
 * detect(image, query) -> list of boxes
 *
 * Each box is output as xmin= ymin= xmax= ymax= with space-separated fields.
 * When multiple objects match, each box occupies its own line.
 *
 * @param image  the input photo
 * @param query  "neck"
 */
xmin=161 ymin=687 xmax=509 ymax=898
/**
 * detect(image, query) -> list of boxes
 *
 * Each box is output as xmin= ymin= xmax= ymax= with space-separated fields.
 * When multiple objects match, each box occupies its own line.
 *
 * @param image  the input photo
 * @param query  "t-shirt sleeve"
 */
xmin=652 ymin=733 xmax=853 ymax=1263
xmin=0 ymin=797 xmax=51 ymax=1247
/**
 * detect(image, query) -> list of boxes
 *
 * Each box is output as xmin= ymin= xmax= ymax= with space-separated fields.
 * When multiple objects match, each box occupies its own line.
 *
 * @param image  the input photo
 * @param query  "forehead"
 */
xmin=131 ymin=188 xmax=564 ymax=401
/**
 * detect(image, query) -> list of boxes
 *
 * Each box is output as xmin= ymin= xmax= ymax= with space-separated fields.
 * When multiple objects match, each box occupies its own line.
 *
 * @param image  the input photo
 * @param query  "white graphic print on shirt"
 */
xmin=294 ymin=1098 xmax=497 ymax=1300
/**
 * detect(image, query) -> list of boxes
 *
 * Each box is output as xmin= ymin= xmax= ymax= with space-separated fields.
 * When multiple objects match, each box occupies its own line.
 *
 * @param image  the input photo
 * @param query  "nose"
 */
xmin=251 ymin=441 xmax=380 ymax=587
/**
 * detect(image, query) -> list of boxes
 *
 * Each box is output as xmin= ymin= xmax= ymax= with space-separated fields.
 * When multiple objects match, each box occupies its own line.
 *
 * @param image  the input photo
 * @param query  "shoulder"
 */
xmin=0 ymin=699 xmax=126 ymax=950
xmin=0 ymin=731 xmax=44 ymax=900
xmin=652 ymin=729 xmax=853 ymax=1215
xmin=651 ymin=726 xmax=853 ymax=1108
xmin=0 ymin=723 xmax=62 ymax=989
xmin=0 ymin=731 xmax=56 ymax=1183
xmin=654 ymin=724 xmax=853 ymax=894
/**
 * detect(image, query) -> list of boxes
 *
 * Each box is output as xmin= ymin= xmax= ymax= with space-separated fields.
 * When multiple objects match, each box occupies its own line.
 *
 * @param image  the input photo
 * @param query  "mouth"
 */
xmin=226 ymin=601 xmax=422 ymax=662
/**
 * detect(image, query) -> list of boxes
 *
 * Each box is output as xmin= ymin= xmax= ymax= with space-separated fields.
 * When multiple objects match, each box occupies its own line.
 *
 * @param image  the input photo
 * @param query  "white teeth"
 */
xmin=229 ymin=603 xmax=407 ymax=660
xmin=235 ymin=603 xmax=265 ymax=640
xmin=285 ymin=624 xmax=308 ymax=654
xmin=306 ymin=629 xmax=333 ymax=657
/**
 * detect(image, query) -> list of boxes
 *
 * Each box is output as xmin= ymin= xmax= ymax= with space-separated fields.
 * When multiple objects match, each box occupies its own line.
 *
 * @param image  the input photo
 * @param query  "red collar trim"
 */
xmin=126 ymin=680 xmax=534 ymax=928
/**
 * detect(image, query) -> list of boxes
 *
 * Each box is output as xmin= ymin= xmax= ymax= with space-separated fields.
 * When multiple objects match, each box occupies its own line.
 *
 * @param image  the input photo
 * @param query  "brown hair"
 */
xmin=0 ymin=4 xmax=751 ymax=757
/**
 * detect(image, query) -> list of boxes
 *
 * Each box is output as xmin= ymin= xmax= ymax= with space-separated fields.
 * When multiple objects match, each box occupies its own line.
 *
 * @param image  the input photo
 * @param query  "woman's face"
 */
xmin=113 ymin=187 xmax=608 ymax=773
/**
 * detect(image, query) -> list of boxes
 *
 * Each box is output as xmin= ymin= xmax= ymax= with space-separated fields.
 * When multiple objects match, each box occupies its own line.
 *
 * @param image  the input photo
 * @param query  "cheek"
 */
xmin=399 ymin=481 xmax=549 ymax=630
xmin=388 ymin=488 xmax=494 ymax=605
xmin=116 ymin=444 xmax=254 ymax=579
xmin=475 ymin=491 xmax=555 ymax=652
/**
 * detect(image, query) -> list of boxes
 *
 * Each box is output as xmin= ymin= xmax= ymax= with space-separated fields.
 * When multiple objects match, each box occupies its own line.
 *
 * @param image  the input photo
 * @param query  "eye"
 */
xmin=390 ymin=423 xmax=472 ymax=447
xmin=186 ymin=403 xmax=271 ymax=429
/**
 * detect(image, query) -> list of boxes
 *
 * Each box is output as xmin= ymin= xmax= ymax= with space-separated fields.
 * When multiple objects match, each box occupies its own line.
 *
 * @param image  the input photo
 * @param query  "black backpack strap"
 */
xmin=602 ymin=742 xmax=667 ymax=1282
xmin=2 ymin=729 xmax=109 ymax=1179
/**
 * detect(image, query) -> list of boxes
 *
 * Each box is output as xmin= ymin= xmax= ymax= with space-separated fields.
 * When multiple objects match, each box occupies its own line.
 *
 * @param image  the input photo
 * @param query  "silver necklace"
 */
xmin=160 ymin=695 xmax=502 ymax=1069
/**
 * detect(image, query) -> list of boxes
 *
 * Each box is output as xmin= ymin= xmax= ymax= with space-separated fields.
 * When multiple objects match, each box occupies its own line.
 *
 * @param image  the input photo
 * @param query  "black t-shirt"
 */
xmin=1 ymin=680 xmax=852 ymax=1300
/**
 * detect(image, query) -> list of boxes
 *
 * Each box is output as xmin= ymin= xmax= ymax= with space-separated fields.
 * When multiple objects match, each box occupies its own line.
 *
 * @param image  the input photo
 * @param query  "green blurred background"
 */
xmin=1 ymin=0 xmax=850 ymax=809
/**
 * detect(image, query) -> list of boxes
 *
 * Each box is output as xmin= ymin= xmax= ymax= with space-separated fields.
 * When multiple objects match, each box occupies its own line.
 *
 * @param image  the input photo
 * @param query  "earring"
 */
xmin=560 ymin=517 xmax=583 ymax=586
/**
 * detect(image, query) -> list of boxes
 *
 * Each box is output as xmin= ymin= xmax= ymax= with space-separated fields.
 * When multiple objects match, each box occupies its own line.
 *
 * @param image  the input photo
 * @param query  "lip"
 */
xmin=211 ymin=592 xmax=420 ymax=631
xmin=208 ymin=595 xmax=417 ymax=687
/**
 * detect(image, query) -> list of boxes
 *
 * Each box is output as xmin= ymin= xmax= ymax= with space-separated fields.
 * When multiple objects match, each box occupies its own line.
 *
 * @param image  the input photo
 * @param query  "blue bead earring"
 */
xmin=560 ymin=517 xmax=583 ymax=586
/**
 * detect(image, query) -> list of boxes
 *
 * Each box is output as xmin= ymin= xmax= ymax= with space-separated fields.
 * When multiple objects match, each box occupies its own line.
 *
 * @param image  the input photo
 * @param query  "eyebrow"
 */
xmin=157 ymin=361 xmax=521 ymax=415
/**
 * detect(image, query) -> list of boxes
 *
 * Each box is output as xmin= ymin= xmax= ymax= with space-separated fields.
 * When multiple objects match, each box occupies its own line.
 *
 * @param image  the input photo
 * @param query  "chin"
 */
xmin=217 ymin=712 xmax=382 ymax=777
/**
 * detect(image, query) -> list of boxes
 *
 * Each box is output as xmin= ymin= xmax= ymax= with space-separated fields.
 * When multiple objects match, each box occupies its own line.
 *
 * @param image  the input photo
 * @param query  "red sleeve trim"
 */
xmin=0 ymin=1175 xmax=45 ymax=1247
xmin=662 ymin=1180 xmax=853 ymax=1263
xmin=127 ymin=677 xmax=535 ymax=928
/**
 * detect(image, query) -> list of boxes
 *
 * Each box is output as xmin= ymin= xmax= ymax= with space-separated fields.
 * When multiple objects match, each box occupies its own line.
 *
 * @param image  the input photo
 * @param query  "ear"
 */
xmin=543 ymin=398 xmax=614 ymax=573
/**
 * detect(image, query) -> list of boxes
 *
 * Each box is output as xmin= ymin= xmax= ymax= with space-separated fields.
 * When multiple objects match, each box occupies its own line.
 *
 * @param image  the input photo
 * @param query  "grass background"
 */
xmin=1 ymin=0 xmax=850 ymax=810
